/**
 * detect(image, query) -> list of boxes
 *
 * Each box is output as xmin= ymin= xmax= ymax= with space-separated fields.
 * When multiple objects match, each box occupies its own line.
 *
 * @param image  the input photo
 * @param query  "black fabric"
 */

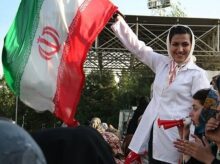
xmin=126 ymin=97 xmax=148 ymax=134
xmin=148 ymin=126 xmax=170 ymax=164
xmin=211 ymin=158 xmax=220 ymax=164
xmin=185 ymin=157 xmax=203 ymax=164
xmin=31 ymin=126 xmax=116 ymax=164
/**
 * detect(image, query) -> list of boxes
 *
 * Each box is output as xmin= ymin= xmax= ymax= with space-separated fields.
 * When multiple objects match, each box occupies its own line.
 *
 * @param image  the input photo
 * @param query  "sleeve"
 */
xmin=111 ymin=17 xmax=164 ymax=73
xmin=191 ymin=69 xmax=211 ymax=95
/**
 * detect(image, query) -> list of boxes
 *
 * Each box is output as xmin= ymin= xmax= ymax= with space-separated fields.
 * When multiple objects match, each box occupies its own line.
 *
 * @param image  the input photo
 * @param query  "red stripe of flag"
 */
xmin=54 ymin=0 xmax=117 ymax=126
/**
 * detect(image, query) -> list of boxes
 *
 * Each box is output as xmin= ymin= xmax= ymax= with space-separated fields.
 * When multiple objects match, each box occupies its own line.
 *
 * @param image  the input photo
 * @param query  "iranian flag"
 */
xmin=2 ymin=0 xmax=117 ymax=126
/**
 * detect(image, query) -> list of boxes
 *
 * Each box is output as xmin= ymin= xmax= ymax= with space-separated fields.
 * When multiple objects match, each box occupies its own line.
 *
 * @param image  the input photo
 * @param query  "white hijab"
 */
xmin=166 ymin=24 xmax=196 ymax=85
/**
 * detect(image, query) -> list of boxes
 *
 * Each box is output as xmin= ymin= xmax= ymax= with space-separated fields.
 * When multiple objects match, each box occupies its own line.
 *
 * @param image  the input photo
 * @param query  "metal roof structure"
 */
xmin=84 ymin=15 xmax=220 ymax=74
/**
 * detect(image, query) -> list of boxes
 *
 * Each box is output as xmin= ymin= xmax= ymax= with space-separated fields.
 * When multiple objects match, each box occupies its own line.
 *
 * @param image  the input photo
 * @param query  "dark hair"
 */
xmin=215 ymin=75 xmax=220 ymax=92
xmin=169 ymin=25 xmax=192 ymax=43
xmin=193 ymin=89 xmax=210 ymax=105
xmin=126 ymin=97 xmax=149 ymax=134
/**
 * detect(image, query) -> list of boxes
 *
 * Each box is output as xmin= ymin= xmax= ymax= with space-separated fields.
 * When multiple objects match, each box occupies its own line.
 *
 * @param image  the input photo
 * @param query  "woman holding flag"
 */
xmin=111 ymin=13 xmax=210 ymax=163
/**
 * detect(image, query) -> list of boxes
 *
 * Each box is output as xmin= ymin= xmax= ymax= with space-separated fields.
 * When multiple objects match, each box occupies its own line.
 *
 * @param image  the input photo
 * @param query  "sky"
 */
xmin=1 ymin=0 xmax=220 ymax=53
xmin=0 ymin=0 xmax=220 ymax=74
xmin=112 ymin=0 xmax=220 ymax=18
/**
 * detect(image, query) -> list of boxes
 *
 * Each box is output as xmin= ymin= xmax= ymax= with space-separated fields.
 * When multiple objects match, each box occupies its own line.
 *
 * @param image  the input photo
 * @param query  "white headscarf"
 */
xmin=166 ymin=24 xmax=196 ymax=85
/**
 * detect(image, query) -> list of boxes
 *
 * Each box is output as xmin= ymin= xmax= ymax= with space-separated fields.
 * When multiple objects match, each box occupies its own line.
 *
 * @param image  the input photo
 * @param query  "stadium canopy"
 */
xmin=84 ymin=15 xmax=220 ymax=74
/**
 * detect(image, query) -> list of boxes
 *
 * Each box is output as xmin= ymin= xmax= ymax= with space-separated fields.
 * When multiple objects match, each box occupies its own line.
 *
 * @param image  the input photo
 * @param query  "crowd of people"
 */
xmin=2 ymin=83 xmax=220 ymax=164
xmin=1 ymin=11 xmax=220 ymax=164
xmin=0 ymin=117 xmax=118 ymax=164
xmin=111 ymin=11 xmax=220 ymax=164
xmin=89 ymin=117 xmax=124 ymax=164
xmin=1 ymin=80 xmax=220 ymax=164
xmin=174 ymin=80 xmax=220 ymax=164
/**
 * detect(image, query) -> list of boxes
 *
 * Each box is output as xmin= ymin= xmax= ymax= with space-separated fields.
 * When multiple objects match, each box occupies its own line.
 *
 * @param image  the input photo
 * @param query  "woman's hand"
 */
xmin=174 ymin=135 xmax=215 ymax=163
xmin=112 ymin=11 xmax=124 ymax=22
xmin=205 ymin=116 xmax=220 ymax=146
xmin=174 ymin=134 xmax=204 ymax=155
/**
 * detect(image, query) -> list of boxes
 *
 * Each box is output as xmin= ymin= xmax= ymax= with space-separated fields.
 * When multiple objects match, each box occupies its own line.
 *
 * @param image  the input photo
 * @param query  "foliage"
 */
xmin=166 ymin=1 xmax=187 ymax=17
xmin=116 ymin=69 xmax=153 ymax=109
xmin=0 ymin=68 xmax=153 ymax=130
xmin=76 ymin=69 xmax=153 ymax=127
xmin=17 ymin=101 xmax=61 ymax=132
xmin=0 ymin=78 xmax=61 ymax=131
xmin=150 ymin=1 xmax=187 ymax=17
xmin=76 ymin=70 xmax=119 ymax=126
xmin=0 ymin=78 xmax=16 ymax=119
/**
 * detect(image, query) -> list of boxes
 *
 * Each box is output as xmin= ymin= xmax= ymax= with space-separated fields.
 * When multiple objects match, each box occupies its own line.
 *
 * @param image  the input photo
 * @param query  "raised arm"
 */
xmin=111 ymin=14 xmax=163 ymax=72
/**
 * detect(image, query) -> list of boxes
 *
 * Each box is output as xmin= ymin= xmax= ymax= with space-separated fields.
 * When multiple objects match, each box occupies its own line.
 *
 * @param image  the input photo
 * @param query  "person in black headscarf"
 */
xmin=127 ymin=97 xmax=149 ymax=135
xmin=215 ymin=74 xmax=220 ymax=96
xmin=0 ymin=118 xmax=46 ymax=164
xmin=31 ymin=126 xmax=116 ymax=164
xmin=122 ymin=97 xmax=149 ymax=156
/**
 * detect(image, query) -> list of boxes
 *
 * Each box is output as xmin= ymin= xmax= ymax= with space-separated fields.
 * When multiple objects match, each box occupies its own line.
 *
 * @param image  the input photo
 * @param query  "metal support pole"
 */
xmin=15 ymin=96 xmax=18 ymax=124
xmin=217 ymin=21 xmax=220 ymax=52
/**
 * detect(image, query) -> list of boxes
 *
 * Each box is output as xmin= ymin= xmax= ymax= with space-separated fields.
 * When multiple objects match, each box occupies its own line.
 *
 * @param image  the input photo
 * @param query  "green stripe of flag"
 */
xmin=2 ymin=0 xmax=44 ymax=95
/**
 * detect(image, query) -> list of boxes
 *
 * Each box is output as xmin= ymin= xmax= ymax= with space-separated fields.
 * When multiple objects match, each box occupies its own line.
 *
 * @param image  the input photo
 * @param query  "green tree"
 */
xmin=77 ymin=70 xmax=119 ymax=126
xmin=116 ymin=69 xmax=153 ymax=110
xmin=17 ymin=100 xmax=61 ymax=132
xmin=0 ymin=78 xmax=16 ymax=119
xmin=151 ymin=1 xmax=186 ymax=17
xmin=0 ymin=68 xmax=153 ymax=130
xmin=0 ymin=77 xmax=61 ymax=131
xmin=166 ymin=1 xmax=186 ymax=17
xmin=76 ymin=68 xmax=154 ymax=127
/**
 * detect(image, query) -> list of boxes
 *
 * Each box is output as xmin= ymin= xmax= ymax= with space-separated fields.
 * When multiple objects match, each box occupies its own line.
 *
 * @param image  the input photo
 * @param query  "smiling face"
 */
xmin=190 ymin=99 xmax=203 ymax=126
xmin=169 ymin=34 xmax=192 ymax=64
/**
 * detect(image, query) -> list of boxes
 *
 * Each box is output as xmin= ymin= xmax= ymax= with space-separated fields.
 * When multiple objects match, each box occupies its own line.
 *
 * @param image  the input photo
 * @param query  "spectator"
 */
xmin=0 ymin=118 xmax=46 ymax=164
xmin=31 ymin=126 xmax=116 ymax=164
xmin=174 ymin=88 xmax=218 ymax=163
xmin=210 ymin=74 xmax=220 ymax=90
xmin=89 ymin=117 xmax=124 ymax=164
xmin=122 ymin=97 xmax=149 ymax=156
xmin=111 ymin=13 xmax=210 ymax=163
xmin=174 ymin=75 xmax=220 ymax=163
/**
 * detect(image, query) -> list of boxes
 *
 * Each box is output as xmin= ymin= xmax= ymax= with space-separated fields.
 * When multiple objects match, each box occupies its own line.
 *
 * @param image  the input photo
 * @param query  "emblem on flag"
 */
xmin=37 ymin=26 xmax=60 ymax=60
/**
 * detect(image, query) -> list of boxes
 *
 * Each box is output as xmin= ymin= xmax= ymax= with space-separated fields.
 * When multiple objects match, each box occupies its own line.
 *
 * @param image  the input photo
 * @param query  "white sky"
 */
xmin=1 ymin=0 xmax=220 ymax=52
xmin=112 ymin=0 xmax=220 ymax=19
